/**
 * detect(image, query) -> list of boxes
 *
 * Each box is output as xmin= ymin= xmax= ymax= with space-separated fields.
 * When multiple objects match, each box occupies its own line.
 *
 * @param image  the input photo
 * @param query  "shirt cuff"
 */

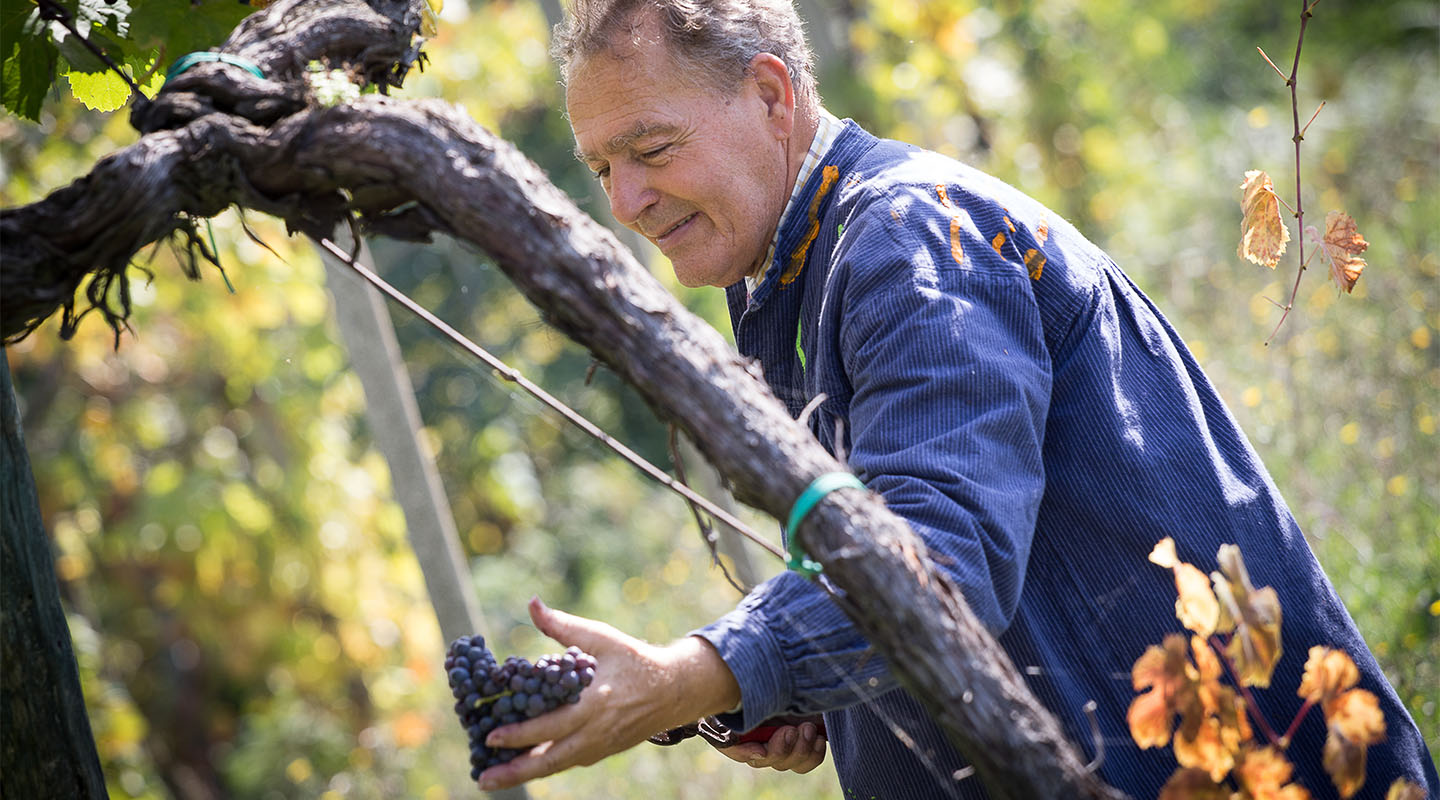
xmin=689 ymin=592 xmax=792 ymax=732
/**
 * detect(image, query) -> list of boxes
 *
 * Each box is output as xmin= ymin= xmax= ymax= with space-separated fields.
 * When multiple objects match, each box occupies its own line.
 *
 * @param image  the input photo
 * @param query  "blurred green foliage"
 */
xmin=1 ymin=0 xmax=1435 ymax=797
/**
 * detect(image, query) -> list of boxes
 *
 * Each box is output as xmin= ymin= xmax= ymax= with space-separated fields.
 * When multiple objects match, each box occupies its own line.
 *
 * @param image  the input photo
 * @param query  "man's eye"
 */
xmin=591 ymin=165 xmax=610 ymax=179
xmin=640 ymin=145 xmax=670 ymax=160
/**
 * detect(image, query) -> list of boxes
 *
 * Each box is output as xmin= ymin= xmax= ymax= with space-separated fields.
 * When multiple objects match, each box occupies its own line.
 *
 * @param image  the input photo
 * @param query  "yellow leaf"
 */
xmin=1323 ymin=722 xmax=1369 ymax=799
xmin=1150 ymin=537 xmax=1179 ymax=568
xmin=1320 ymin=688 xmax=1386 ymax=798
xmin=1321 ymin=210 xmax=1368 ymax=293
xmin=1212 ymin=544 xmax=1283 ymax=688
xmin=1128 ymin=634 xmax=1191 ymax=748
xmin=1175 ymin=562 xmax=1220 ymax=637
xmin=1174 ymin=715 xmax=1234 ymax=782
xmin=1235 ymin=746 xmax=1312 ymax=800
xmin=1328 ymin=688 xmax=1385 ymax=746
xmin=1385 ymin=778 xmax=1427 ymax=800
xmin=1298 ymin=646 xmax=1359 ymax=705
xmin=1238 ymin=170 xmax=1291 ymax=268
xmin=1158 ymin=768 xmax=1230 ymax=800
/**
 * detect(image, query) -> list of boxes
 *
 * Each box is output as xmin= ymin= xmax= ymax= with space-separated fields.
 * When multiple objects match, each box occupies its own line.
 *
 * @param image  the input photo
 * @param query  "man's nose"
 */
xmin=607 ymin=164 xmax=657 ymax=228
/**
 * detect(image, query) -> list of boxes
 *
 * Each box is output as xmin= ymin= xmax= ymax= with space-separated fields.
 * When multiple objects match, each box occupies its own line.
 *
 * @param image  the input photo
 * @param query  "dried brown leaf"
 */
xmin=1239 ymin=170 xmax=1291 ymax=268
xmin=1298 ymin=646 xmax=1360 ymax=705
xmin=1385 ymin=778 xmax=1427 ymax=800
xmin=1158 ymin=768 xmax=1230 ymax=800
xmin=1129 ymin=633 xmax=1192 ymax=748
xmin=1213 ymin=544 xmax=1283 ymax=687
xmin=1321 ymin=210 xmax=1368 ymax=293
xmin=1235 ymin=746 xmax=1312 ymax=800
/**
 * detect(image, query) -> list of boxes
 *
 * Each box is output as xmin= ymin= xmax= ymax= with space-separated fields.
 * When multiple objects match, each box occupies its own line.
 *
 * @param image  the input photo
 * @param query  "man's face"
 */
xmin=566 ymin=32 xmax=790 ymax=288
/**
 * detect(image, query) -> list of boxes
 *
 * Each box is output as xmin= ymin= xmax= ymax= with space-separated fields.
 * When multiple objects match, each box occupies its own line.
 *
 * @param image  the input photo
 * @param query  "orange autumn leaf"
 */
xmin=1158 ymin=767 xmax=1230 ymax=800
xmin=1238 ymin=170 xmax=1291 ymax=268
xmin=1129 ymin=633 xmax=1193 ymax=748
xmin=1385 ymin=778 xmax=1426 ymax=800
xmin=1150 ymin=537 xmax=1180 ymax=568
xmin=1235 ymin=746 xmax=1312 ymax=800
xmin=1321 ymin=210 xmax=1368 ymax=293
xmin=1175 ymin=562 xmax=1220 ymax=637
xmin=1212 ymin=544 xmax=1283 ymax=688
xmin=1175 ymin=715 xmax=1234 ymax=782
xmin=1323 ymin=722 xmax=1369 ymax=799
xmin=1321 ymin=688 xmax=1386 ymax=799
xmin=1217 ymin=685 xmax=1254 ymax=753
xmin=1149 ymin=538 xmax=1220 ymax=636
xmin=1328 ymin=688 xmax=1385 ymax=745
xmin=1298 ymin=646 xmax=1360 ymax=706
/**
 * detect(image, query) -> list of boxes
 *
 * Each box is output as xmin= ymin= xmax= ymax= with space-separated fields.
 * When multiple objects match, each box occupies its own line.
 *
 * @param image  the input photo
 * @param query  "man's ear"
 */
xmin=748 ymin=53 xmax=795 ymax=140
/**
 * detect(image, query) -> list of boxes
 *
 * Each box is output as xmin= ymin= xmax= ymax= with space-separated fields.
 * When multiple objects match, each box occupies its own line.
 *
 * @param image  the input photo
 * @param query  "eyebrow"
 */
xmin=574 ymin=120 xmax=684 ymax=163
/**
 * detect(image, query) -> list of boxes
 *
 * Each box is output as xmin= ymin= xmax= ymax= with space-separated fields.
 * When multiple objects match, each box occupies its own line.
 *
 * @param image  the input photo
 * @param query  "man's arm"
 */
xmin=695 ymin=194 xmax=1053 ymax=729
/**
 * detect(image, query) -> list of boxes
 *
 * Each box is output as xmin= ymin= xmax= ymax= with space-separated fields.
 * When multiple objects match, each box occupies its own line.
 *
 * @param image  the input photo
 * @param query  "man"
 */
xmin=476 ymin=1 xmax=1439 ymax=797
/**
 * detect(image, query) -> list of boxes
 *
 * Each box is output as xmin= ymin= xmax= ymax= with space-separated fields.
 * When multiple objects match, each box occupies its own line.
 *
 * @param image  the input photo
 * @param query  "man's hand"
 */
xmin=476 ymin=597 xmax=742 ymax=791
xmin=718 ymin=721 xmax=827 ymax=773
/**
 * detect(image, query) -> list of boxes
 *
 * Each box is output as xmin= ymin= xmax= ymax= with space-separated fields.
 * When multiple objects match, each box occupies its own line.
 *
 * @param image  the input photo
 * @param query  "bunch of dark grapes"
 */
xmin=444 ymin=634 xmax=596 ymax=781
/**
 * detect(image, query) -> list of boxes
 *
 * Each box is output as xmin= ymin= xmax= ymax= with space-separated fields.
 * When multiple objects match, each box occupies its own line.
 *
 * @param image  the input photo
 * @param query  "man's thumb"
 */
xmin=528 ymin=595 xmax=610 ymax=653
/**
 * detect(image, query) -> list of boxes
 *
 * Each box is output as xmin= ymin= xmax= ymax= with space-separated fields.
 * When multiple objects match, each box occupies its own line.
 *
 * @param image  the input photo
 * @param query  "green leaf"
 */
xmin=1 ymin=6 xmax=57 ymax=121
xmin=128 ymin=0 xmax=254 ymax=77
xmin=67 ymin=67 xmax=130 ymax=111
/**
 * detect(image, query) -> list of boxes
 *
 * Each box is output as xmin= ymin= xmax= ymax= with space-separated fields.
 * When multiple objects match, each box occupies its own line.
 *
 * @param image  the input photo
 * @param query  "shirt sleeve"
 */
xmin=693 ymin=192 xmax=1053 ymax=730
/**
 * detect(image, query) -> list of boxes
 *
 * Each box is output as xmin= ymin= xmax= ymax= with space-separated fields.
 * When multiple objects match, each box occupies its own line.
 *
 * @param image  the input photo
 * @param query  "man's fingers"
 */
xmin=485 ymin=696 xmax=590 ymax=750
xmin=529 ymin=596 xmax=625 ymax=654
xmin=478 ymin=738 xmax=574 ymax=791
xmin=719 ymin=724 xmax=827 ymax=773
xmin=716 ymin=741 xmax=768 ymax=763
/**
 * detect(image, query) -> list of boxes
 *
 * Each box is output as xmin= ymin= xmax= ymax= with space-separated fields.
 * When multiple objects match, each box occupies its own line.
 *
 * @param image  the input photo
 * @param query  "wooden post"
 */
xmin=318 ymin=234 xmax=530 ymax=800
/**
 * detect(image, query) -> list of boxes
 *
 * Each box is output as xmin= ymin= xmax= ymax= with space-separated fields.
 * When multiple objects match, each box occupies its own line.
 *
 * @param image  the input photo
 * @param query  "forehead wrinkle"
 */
xmin=576 ymin=119 xmax=683 ymax=162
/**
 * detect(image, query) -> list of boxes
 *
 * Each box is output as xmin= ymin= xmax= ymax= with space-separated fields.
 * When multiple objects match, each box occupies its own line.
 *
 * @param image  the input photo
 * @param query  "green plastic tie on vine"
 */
xmin=164 ymin=52 xmax=265 ymax=85
xmin=784 ymin=472 xmax=866 ymax=578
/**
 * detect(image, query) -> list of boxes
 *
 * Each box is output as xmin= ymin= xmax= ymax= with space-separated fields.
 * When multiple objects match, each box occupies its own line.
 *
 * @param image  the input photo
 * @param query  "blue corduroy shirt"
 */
xmin=692 ymin=121 xmax=1437 ymax=799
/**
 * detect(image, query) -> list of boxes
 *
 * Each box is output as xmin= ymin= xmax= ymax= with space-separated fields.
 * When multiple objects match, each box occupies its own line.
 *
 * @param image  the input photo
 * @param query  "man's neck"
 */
xmin=785 ymin=103 xmax=822 ymax=190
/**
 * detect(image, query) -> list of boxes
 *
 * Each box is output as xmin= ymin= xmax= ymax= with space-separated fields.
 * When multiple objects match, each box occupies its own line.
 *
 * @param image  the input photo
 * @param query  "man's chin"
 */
xmin=670 ymin=261 xmax=724 ymax=289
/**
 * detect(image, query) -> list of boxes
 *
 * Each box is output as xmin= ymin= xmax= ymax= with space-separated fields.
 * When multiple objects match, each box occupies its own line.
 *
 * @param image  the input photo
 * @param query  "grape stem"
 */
xmin=1208 ymin=633 xmax=1282 ymax=746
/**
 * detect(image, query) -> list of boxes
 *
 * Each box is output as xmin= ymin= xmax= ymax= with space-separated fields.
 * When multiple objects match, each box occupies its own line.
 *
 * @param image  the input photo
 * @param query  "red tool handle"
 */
xmin=735 ymin=718 xmax=827 ymax=745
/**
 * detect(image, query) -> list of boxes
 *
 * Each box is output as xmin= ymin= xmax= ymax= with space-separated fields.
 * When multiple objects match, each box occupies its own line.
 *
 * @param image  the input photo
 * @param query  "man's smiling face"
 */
xmin=566 ymin=15 xmax=792 ymax=288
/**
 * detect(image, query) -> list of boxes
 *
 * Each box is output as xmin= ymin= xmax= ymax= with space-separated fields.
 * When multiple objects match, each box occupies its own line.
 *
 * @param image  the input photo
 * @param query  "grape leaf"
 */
xmin=1320 ymin=210 xmax=1368 ymax=293
xmin=1212 ymin=544 xmax=1283 ymax=688
xmin=1157 ymin=768 xmax=1229 ymax=800
xmin=1128 ymin=633 xmax=1192 ymax=748
xmin=1174 ymin=561 xmax=1220 ymax=638
xmin=1 ymin=6 xmax=58 ymax=121
xmin=1149 ymin=538 xmax=1220 ymax=636
xmin=1298 ymin=646 xmax=1385 ymax=799
xmin=1174 ymin=715 xmax=1233 ymax=782
xmin=1238 ymin=170 xmax=1291 ymax=268
xmin=1298 ymin=646 xmax=1360 ymax=705
xmin=1321 ymin=688 xmax=1385 ymax=798
xmin=1149 ymin=536 xmax=1179 ymax=568
xmin=127 ymin=0 xmax=255 ymax=79
xmin=1234 ymin=746 xmax=1311 ymax=800
xmin=1385 ymin=779 xmax=1427 ymax=800
xmin=67 ymin=67 xmax=130 ymax=111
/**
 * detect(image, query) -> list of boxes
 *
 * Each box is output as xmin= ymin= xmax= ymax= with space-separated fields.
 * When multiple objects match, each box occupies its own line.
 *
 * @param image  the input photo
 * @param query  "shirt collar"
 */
xmin=746 ymin=108 xmax=843 ymax=296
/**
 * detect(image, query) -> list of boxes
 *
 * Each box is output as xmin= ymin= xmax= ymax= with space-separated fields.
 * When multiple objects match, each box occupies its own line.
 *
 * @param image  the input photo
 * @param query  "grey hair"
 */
xmin=552 ymin=0 xmax=818 ymax=107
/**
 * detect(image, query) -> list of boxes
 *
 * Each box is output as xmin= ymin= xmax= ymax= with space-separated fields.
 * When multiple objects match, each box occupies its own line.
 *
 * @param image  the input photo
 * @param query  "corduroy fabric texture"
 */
xmin=692 ymin=120 xmax=1437 ymax=800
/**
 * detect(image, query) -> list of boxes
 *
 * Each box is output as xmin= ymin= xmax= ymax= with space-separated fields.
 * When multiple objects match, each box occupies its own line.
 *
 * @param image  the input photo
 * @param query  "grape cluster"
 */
xmin=444 ymin=634 xmax=596 ymax=780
